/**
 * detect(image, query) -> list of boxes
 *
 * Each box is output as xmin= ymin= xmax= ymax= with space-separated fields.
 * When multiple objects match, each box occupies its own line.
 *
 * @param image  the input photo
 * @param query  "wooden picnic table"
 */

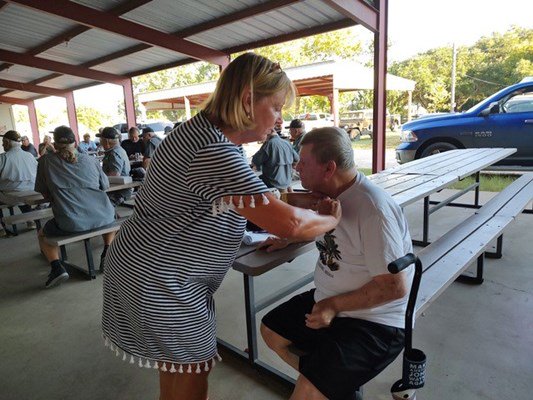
xmin=221 ymin=147 xmax=517 ymax=383
xmin=1 ymin=181 xmax=142 ymax=206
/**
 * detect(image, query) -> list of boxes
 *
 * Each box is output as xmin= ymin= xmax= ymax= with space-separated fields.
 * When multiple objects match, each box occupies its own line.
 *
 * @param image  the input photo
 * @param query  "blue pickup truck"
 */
xmin=396 ymin=78 xmax=533 ymax=166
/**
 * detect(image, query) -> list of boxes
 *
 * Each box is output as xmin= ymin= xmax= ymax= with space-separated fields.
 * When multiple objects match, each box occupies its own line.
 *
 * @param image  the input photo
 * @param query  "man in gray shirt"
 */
xmin=0 ymin=130 xmax=38 ymax=235
xmin=97 ymin=127 xmax=132 ymax=206
xmin=252 ymin=129 xmax=299 ymax=191
xmin=141 ymin=127 xmax=162 ymax=169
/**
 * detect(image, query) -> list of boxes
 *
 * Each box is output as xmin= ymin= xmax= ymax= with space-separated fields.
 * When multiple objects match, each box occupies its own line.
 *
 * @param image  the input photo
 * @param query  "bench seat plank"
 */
xmin=44 ymin=219 xmax=125 ymax=246
xmin=2 ymin=208 xmax=53 ymax=225
xmin=416 ymin=215 xmax=513 ymax=316
xmin=476 ymin=174 xmax=533 ymax=217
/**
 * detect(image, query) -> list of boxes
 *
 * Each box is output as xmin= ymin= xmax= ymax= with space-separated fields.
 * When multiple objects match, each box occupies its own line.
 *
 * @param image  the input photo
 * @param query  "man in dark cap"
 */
xmin=0 ymin=130 xmax=39 ymax=235
xmin=97 ymin=127 xmax=131 ymax=206
xmin=289 ymin=119 xmax=306 ymax=153
xmin=141 ymin=126 xmax=162 ymax=169
xmin=35 ymin=125 xmax=115 ymax=288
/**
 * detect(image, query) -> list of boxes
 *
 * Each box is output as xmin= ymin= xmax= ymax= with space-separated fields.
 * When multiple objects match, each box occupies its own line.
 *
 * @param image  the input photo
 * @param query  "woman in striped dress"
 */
xmin=102 ymin=53 xmax=341 ymax=400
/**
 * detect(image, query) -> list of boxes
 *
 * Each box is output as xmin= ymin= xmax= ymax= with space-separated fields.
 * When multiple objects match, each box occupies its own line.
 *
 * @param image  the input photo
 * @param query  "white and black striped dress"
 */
xmin=102 ymin=112 xmax=268 ymax=372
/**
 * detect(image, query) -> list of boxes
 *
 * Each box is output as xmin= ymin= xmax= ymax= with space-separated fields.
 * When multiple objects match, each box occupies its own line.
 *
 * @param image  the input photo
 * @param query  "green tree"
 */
xmin=76 ymin=105 xmax=113 ymax=133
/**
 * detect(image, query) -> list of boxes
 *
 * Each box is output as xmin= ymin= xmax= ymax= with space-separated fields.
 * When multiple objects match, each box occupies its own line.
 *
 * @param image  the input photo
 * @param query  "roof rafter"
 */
xmin=320 ymin=0 xmax=378 ymax=32
xmin=0 ymin=78 xmax=67 ymax=96
xmin=0 ymin=95 xmax=31 ymax=105
xmin=0 ymin=49 xmax=128 ymax=85
xmin=5 ymin=0 xmax=229 ymax=66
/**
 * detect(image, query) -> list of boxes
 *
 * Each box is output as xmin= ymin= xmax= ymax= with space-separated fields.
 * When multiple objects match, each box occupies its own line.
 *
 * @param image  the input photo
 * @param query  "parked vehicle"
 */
xmin=396 ymin=78 xmax=533 ymax=166
xmin=113 ymin=120 xmax=173 ymax=141
xmin=340 ymin=109 xmax=401 ymax=140
xmin=296 ymin=112 xmax=334 ymax=131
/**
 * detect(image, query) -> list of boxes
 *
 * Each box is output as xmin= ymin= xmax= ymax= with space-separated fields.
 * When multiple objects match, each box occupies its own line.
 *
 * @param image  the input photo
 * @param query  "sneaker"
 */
xmin=45 ymin=264 xmax=69 ymax=288
xmin=27 ymin=221 xmax=37 ymax=230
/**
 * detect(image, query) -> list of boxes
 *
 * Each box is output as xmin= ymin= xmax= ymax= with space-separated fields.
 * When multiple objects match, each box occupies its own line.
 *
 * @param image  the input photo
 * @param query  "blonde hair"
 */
xmin=300 ymin=127 xmax=355 ymax=170
xmin=55 ymin=142 xmax=77 ymax=164
xmin=203 ymin=52 xmax=296 ymax=131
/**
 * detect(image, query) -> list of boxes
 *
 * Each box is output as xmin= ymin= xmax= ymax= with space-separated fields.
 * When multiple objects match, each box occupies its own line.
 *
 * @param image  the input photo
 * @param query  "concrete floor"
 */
xmin=1 ymin=190 xmax=532 ymax=400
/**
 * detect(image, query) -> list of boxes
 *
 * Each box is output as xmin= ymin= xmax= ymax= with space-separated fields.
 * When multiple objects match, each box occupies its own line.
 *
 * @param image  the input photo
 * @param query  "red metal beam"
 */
xmin=0 ymin=78 xmax=67 ymax=97
xmin=65 ymin=91 xmax=79 ymax=140
xmin=223 ymin=18 xmax=356 ymax=55
xmin=0 ymin=49 xmax=128 ymax=84
xmin=320 ymin=0 xmax=378 ymax=32
xmin=122 ymin=78 xmax=137 ymax=129
xmin=0 ymin=95 xmax=30 ymax=105
xmin=6 ymin=0 xmax=229 ymax=67
xmin=28 ymin=101 xmax=40 ymax=145
xmin=0 ymin=0 xmax=153 ymax=72
xmin=176 ymin=0 xmax=302 ymax=37
xmin=372 ymin=0 xmax=387 ymax=172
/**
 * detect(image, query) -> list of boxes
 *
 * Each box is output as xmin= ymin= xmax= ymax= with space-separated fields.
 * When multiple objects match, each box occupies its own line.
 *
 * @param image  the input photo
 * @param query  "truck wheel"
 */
xmin=349 ymin=129 xmax=361 ymax=141
xmin=420 ymin=142 xmax=457 ymax=158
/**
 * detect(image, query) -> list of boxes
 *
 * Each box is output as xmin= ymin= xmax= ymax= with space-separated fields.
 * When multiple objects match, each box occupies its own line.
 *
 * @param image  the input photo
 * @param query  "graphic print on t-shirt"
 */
xmin=315 ymin=229 xmax=342 ymax=271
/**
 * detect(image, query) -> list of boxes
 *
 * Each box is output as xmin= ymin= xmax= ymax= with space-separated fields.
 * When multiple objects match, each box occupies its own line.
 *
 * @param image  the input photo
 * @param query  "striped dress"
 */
xmin=102 ymin=112 xmax=268 ymax=372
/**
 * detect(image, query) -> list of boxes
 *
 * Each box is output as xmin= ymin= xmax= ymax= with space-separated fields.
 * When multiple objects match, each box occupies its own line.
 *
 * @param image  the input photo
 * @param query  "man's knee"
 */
xmin=260 ymin=323 xmax=287 ymax=352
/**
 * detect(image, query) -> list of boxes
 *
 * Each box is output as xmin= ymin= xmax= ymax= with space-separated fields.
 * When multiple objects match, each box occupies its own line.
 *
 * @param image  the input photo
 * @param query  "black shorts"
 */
xmin=262 ymin=289 xmax=405 ymax=400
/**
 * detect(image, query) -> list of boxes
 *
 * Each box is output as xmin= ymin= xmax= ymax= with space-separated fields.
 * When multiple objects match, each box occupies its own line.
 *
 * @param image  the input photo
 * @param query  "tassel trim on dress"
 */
xmin=211 ymin=189 xmax=280 ymax=216
xmin=103 ymin=335 xmax=222 ymax=373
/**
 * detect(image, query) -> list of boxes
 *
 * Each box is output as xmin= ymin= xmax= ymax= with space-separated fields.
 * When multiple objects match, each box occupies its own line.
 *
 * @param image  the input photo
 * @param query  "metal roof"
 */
xmin=139 ymin=60 xmax=416 ymax=111
xmin=0 ymin=0 xmax=380 ymax=100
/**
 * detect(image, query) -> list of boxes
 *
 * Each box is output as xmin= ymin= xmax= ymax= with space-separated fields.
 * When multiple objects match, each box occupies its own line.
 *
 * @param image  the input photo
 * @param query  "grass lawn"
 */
xmin=351 ymin=130 xmax=401 ymax=150
xmin=358 ymin=168 xmax=517 ymax=192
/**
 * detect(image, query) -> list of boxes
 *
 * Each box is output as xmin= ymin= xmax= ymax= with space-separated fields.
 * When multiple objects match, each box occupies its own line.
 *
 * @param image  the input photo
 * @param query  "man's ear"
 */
xmin=324 ymin=160 xmax=337 ymax=180
xmin=242 ymin=87 xmax=252 ymax=115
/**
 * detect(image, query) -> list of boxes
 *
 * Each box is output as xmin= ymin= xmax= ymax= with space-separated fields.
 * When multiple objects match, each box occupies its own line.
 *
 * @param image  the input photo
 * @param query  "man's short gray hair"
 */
xmin=300 ymin=127 xmax=355 ymax=170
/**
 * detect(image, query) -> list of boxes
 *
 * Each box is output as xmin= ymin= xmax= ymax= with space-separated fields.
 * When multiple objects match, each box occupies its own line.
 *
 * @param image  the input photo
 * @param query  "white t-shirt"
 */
xmin=314 ymin=171 xmax=414 ymax=328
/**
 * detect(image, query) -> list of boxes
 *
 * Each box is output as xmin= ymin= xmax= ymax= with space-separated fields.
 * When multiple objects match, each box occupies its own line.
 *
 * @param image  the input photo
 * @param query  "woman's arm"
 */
xmin=231 ymin=191 xmax=341 ymax=241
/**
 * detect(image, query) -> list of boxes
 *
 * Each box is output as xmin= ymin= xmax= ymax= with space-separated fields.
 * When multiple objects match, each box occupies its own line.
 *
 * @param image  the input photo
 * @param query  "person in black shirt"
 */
xmin=120 ymin=126 xmax=144 ymax=161
xmin=20 ymin=135 xmax=38 ymax=157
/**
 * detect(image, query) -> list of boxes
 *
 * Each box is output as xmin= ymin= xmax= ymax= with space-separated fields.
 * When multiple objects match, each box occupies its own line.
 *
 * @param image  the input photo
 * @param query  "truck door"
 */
xmin=475 ymin=90 xmax=533 ymax=165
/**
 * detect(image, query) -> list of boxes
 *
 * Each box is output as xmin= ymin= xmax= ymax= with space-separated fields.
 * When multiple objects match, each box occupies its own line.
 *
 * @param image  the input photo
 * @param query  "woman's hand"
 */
xmin=305 ymin=298 xmax=337 ymax=329
xmin=257 ymin=236 xmax=291 ymax=253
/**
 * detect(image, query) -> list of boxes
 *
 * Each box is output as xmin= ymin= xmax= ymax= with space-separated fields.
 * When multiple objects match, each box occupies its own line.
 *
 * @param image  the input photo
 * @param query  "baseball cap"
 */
xmin=96 ymin=127 xmax=121 ymax=139
xmin=0 ymin=130 xmax=21 ymax=142
xmin=51 ymin=125 xmax=76 ymax=144
xmin=141 ymin=127 xmax=154 ymax=137
xmin=289 ymin=119 xmax=304 ymax=129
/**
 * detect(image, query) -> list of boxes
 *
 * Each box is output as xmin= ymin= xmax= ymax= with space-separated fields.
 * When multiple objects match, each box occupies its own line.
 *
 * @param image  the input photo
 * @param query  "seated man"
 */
xmin=0 ymin=130 xmax=38 ymax=235
xmin=97 ymin=127 xmax=132 ymax=206
xmin=35 ymin=125 xmax=116 ymax=288
xmin=141 ymin=127 xmax=162 ymax=169
xmin=21 ymin=135 xmax=38 ymax=157
xmin=120 ymin=126 xmax=144 ymax=160
xmin=260 ymin=127 xmax=414 ymax=400
xmin=251 ymin=126 xmax=299 ymax=192
xmin=77 ymin=133 xmax=98 ymax=154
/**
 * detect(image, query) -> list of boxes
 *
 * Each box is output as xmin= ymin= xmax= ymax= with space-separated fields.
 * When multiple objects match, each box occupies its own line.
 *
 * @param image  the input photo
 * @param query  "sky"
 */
xmin=18 ymin=0 xmax=533 ymax=133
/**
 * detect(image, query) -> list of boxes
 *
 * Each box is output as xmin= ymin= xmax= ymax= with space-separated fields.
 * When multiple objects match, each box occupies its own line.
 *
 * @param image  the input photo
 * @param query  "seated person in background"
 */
xmin=260 ymin=127 xmax=414 ymax=400
xmin=97 ymin=127 xmax=132 ymax=206
xmin=38 ymin=134 xmax=55 ymax=157
xmin=121 ymin=126 xmax=144 ymax=161
xmin=77 ymin=133 xmax=98 ymax=154
xmin=164 ymin=126 xmax=172 ymax=135
xmin=289 ymin=118 xmax=306 ymax=153
xmin=35 ymin=125 xmax=116 ymax=289
xmin=141 ymin=127 xmax=162 ymax=169
xmin=21 ymin=135 xmax=38 ymax=157
xmin=0 ymin=130 xmax=38 ymax=235
xmin=251 ymin=125 xmax=299 ymax=192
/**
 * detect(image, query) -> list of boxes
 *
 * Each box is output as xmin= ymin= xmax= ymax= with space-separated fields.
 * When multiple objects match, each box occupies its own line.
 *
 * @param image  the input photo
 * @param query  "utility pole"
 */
xmin=450 ymin=43 xmax=457 ymax=112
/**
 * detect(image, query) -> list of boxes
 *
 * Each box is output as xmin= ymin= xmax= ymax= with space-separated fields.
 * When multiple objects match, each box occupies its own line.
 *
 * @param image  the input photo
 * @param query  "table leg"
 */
xmin=243 ymin=274 xmax=258 ymax=363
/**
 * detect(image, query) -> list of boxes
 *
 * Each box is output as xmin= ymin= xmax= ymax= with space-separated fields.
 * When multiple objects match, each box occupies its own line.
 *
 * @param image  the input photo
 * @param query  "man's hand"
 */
xmin=305 ymin=298 xmax=337 ymax=329
xmin=316 ymin=198 xmax=341 ymax=222
xmin=257 ymin=236 xmax=291 ymax=253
